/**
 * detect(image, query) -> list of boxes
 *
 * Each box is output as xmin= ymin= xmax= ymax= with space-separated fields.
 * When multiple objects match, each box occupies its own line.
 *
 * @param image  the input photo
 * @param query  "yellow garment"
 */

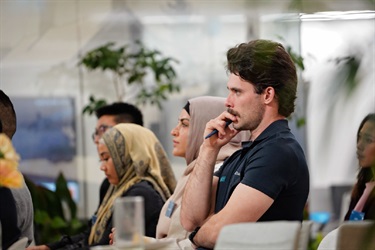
xmin=0 ymin=133 xmax=23 ymax=188
xmin=89 ymin=123 xmax=176 ymax=244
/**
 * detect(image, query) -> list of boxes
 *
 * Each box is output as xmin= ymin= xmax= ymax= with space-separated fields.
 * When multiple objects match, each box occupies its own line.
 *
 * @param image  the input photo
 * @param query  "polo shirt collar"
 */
xmin=241 ymin=119 xmax=289 ymax=149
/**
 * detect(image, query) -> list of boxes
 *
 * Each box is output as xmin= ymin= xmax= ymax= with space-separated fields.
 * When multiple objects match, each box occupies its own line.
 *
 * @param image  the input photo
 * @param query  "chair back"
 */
xmin=317 ymin=228 xmax=338 ymax=250
xmin=336 ymin=221 xmax=375 ymax=250
xmin=298 ymin=220 xmax=313 ymax=250
xmin=215 ymin=221 xmax=301 ymax=250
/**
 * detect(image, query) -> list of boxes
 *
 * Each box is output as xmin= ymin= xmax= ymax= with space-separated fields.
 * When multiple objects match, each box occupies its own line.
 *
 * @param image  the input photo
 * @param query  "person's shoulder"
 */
xmin=131 ymin=180 xmax=154 ymax=189
xmin=10 ymin=183 xmax=32 ymax=201
xmin=262 ymin=126 xmax=301 ymax=153
xmin=249 ymin=135 xmax=303 ymax=166
xmin=0 ymin=186 xmax=14 ymax=198
xmin=120 ymin=182 xmax=164 ymax=209
xmin=122 ymin=181 xmax=160 ymax=196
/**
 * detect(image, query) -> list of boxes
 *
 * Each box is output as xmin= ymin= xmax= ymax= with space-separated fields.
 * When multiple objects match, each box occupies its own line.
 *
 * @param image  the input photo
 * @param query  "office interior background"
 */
xmin=1 ymin=0 xmax=374 ymax=227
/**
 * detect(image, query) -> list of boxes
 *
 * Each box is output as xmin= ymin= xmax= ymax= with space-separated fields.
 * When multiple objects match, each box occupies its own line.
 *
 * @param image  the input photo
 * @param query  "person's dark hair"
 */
xmin=351 ymin=113 xmax=375 ymax=201
xmin=226 ymin=39 xmax=297 ymax=117
xmin=183 ymin=101 xmax=190 ymax=115
xmin=0 ymin=90 xmax=17 ymax=138
xmin=95 ymin=102 xmax=144 ymax=126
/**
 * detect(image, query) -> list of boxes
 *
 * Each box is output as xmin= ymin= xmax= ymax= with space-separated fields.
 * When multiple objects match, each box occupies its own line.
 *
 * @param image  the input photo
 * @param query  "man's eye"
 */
xmin=366 ymin=138 xmax=374 ymax=144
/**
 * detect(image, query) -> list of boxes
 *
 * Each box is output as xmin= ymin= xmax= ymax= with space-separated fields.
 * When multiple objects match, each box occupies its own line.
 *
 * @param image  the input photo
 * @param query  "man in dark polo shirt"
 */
xmin=180 ymin=39 xmax=310 ymax=250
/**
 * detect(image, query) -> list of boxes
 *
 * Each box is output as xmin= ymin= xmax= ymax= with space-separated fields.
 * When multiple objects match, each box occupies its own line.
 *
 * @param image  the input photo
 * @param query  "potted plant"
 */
xmin=25 ymin=173 xmax=87 ymax=244
xmin=79 ymin=41 xmax=180 ymax=115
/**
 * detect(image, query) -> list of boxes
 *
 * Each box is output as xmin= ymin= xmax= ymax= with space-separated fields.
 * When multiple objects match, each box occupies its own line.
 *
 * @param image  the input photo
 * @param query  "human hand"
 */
xmin=204 ymin=112 xmax=238 ymax=146
xmin=109 ymin=227 xmax=116 ymax=245
xmin=26 ymin=245 xmax=50 ymax=250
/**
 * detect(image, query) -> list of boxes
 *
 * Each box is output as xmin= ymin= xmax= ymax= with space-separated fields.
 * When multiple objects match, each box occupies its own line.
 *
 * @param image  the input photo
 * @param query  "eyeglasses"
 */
xmin=92 ymin=125 xmax=112 ymax=141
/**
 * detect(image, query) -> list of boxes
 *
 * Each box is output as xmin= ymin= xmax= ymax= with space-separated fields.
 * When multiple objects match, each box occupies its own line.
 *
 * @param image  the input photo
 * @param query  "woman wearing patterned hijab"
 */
xmin=29 ymin=124 xmax=176 ymax=250
xmin=88 ymin=123 xmax=176 ymax=245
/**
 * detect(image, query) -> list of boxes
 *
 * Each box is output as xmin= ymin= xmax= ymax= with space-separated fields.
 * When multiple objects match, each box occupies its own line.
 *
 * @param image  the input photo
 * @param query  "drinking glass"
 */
xmin=114 ymin=196 xmax=145 ymax=250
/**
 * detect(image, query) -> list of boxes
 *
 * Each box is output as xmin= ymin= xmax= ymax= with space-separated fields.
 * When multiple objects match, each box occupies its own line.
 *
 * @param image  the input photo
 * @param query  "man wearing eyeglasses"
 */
xmin=92 ymin=102 xmax=144 ymax=144
xmin=92 ymin=102 xmax=144 ymax=203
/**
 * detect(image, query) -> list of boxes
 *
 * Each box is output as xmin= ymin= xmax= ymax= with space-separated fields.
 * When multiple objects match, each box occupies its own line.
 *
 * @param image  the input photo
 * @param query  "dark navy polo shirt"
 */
xmin=214 ymin=119 xmax=309 ymax=221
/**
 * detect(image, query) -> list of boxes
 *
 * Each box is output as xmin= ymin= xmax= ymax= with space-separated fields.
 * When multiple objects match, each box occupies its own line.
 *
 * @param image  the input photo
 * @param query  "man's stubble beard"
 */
xmin=230 ymin=103 xmax=265 ymax=132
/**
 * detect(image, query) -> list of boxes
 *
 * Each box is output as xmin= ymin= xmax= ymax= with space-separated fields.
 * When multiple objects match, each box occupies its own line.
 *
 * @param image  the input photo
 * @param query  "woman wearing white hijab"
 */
xmin=155 ymin=96 xmax=250 ymax=248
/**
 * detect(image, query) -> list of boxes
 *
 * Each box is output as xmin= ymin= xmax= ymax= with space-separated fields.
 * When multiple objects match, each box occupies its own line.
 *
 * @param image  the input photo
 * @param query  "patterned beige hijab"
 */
xmin=89 ymin=123 xmax=176 ymax=244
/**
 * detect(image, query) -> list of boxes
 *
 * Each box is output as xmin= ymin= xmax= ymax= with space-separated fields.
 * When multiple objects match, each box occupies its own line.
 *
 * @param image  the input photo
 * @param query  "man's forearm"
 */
xmin=192 ymin=215 xmax=219 ymax=249
xmin=180 ymin=144 xmax=219 ymax=231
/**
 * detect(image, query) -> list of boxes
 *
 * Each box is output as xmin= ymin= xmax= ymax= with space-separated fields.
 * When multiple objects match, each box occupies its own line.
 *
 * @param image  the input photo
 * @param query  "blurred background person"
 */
xmin=317 ymin=113 xmax=375 ymax=250
xmin=344 ymin=113 xmax=375 ymax=221
xmin=0 ymin=90 xmax=34 ymax=246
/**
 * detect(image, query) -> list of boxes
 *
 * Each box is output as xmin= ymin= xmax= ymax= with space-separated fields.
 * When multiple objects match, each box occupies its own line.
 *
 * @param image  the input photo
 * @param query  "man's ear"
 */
xmin=263 ymin=86 xmax=276 ymax=104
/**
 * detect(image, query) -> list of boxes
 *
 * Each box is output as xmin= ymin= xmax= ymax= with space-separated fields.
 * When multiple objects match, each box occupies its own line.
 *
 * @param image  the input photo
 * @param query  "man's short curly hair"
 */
xmin=226 ymin=39 xmax=297 ymax=117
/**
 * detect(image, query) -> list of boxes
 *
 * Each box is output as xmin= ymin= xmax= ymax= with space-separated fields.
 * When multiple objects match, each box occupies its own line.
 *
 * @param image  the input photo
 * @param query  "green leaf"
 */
xmin=80 ymin=41 xmax=180 ymax=113
xmin=297 ymin=118 xmax=306 ymax=128
xmin=286 ymin=46 xmax=305 ymax=70
xmin=82 ymin=96 xmax=107 ymax=115
xmin=50 ymin=216 xmax=68 ymax=229
xmin=34 ymin=209 xmax=51 ymax=224
xmin=55 ymin=172 xmax=77 ymax=219
xmin=70 ymin=218 xmax=85 ymax=231
xmin=26 ymin=174 xmax=89 ymax=244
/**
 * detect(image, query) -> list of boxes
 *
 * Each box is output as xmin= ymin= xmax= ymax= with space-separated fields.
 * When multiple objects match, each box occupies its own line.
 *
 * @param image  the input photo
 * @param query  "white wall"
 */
xmin=302 ymin=12 xmax=375 ymax=218
xmin=260 ymin=11 xmax=375 ymax=219
xmin=301 ymin=12 xmax=375 ymax=188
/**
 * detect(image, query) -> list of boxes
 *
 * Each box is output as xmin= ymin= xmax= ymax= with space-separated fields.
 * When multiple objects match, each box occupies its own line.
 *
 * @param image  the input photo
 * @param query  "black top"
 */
xmin=0 ymin=187 xmax=21 ymax=249
xmin=215 ymin=119 xmax=310 ymax=220
xmin=47 ymin=180 xmax=165 ymax=249
xmin=99 ymin=178 xmax=110 ymax=205
xmin=344 ymin=185 xmax=375 ymax=220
